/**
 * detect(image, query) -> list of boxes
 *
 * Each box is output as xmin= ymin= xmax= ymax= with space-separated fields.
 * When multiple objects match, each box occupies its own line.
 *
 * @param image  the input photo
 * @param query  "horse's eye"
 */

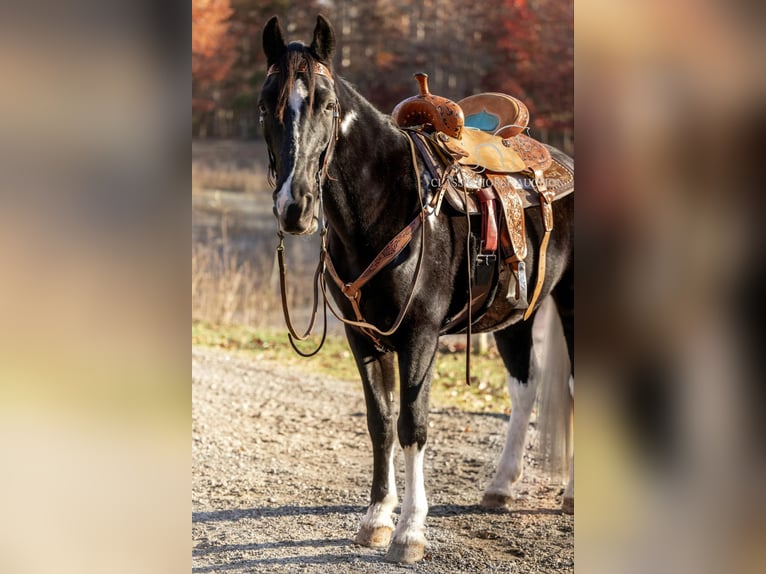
xmin=325 ymin=101 xmax=336 ymax=112
xmin=259 ymin=103 xmax=267 ymax=114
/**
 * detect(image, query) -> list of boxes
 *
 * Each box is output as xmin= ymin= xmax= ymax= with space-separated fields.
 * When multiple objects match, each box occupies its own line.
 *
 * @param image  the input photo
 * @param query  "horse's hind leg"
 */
xmin=482 ymin=319 xmax=537 ymax=508
xmin=552 ymin=266 xmax=574 ymax=513
xmin=346 ymin=329 xmax=398 ymax=548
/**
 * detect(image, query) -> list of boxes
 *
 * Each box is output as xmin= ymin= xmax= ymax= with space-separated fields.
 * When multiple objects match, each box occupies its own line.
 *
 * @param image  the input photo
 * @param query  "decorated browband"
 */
xmin=267 ymin=60 xmax=333 ymax=81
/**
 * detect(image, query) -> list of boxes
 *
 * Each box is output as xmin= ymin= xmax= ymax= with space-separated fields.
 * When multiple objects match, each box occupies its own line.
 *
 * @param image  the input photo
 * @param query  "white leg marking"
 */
xmin=275 ymin=80 xmax=308 ymax=219
xmin=485 ymin=375 xmax=538 ymax=498
xmin=360 ymin=447 xmax=398 ymax=530
xmin=392 ymin=444 xmax=427 ymax=546
xmin=564 ymin=455 xmax=574 ymax=500
xmin=340 ymin=110 xmax=357 ymax=135
xmin=564 ymin=377 xmax=573 ymax=507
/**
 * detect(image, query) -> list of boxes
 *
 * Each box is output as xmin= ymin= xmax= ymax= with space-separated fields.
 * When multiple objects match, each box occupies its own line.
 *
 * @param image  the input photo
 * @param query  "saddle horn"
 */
xmin=392 ymin=73 xmax=464 ymax=139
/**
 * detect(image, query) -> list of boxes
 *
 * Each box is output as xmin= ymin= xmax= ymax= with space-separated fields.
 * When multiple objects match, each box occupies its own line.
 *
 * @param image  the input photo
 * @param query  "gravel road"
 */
xmin=192 ymin=346 xmax=573 ymax=573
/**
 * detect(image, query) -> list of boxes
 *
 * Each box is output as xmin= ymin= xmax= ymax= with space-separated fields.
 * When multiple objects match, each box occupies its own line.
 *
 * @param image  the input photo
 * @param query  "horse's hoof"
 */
xmin=384 ymin=541 xmax=425 ymax=564
xmin=354 ymin=526 xmax=392 ymax=548
xmin=562 ymin=497 xmax=574 ymax=514
xmin=481 ymin=492 xmax=512 ymax=509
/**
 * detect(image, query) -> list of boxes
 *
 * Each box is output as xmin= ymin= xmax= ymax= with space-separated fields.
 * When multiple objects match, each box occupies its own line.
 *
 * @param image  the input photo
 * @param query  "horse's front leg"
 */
xmin=385 ymin=335 xmax=437 ymax=564
xmin=346 ymin=329 xmax=398 ymax=548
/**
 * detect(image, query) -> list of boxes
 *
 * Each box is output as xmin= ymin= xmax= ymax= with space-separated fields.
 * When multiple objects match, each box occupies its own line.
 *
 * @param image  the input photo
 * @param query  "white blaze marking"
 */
xmin=340 ymin=110 xmax=357 ymax=135
xmin=392 ymin=444 xmax=427 ymax=545
xmin=485 ymin=375 xmax=538 ymax=498
xmin=275 ymin=80 xmax=308 ymax=219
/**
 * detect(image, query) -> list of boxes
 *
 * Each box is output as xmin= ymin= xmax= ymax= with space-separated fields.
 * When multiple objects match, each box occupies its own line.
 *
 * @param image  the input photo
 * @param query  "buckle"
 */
xmin=476 ymin=252 xmax=497 ymax=266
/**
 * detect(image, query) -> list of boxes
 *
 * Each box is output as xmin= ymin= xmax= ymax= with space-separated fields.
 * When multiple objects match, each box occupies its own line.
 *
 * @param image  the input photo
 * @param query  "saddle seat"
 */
xmin=434 ymin=128 xmax=527 ymax=173
xmin=392 ymin=75 xmax=552 ymax=175
xmin=457 ymin=92 xmax=552 ymax=173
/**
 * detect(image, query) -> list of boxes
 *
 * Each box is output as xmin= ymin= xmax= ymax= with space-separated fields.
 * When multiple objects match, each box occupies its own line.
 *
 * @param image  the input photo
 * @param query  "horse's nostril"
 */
xmin=273 ymin=206 xmax=278 ymax=218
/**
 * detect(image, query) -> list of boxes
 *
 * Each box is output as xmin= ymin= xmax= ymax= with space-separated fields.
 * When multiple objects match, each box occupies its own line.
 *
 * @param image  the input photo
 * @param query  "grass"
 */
xmin=191 ymin=139 xmax=270 ymax=194
xmin=191 ymin=239 xmax=278 ymax=326
xmin=192 ymin=321 xmax=511 ymax=414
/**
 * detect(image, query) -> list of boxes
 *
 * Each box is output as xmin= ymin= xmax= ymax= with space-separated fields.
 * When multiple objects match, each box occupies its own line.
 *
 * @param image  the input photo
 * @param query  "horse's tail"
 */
xmin=532 ymin=296 xmax=573 ymax=481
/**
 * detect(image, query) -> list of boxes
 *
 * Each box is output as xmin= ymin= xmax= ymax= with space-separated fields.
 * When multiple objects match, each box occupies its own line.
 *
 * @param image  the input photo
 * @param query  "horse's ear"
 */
xmin=309 ymin=15 xmax=335 ymax=64
xmin=263 ymin=16 xmax=286 ymax=67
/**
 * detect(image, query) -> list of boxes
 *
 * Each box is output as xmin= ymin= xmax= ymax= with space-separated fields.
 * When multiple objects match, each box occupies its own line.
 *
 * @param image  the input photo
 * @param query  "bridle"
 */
xmin=266 ymin=57 xmax=432 ymax=356
xmin=265 ymin=57 xmax=338 ymax=355
xmin=262 ymin=59 xmax=340 ymax=210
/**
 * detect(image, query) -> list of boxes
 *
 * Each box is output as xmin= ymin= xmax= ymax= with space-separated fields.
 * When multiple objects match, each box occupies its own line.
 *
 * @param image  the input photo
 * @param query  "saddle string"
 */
xmin=492 ymin=124 xmax=532 ymax=137
xmin=460 ymin=175 xmax=473 ymax=386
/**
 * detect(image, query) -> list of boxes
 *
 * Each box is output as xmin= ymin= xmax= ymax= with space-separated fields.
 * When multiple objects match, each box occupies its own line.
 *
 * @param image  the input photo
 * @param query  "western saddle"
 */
xmin=392 ymin=73 xmax=573 ymax=332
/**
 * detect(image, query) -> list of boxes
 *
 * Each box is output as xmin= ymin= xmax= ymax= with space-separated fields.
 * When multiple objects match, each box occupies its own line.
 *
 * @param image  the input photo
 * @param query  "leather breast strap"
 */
xmin=323 ymin=210 xmax=426 ymax=349
xmin=320 ymin=134 xmax=430 ymax=351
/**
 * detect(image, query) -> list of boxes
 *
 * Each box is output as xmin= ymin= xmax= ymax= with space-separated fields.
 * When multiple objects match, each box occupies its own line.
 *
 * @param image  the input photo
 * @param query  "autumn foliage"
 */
xmin=192 ymin=0 xmax=236 ymax=89
xmin=192 ymin=0 xmax=572 ymax=146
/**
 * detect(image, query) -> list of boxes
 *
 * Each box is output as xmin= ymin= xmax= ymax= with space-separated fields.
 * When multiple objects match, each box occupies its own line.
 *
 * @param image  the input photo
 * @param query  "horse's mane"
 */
xmin=274 ymin=47 xmax=320 ymax=122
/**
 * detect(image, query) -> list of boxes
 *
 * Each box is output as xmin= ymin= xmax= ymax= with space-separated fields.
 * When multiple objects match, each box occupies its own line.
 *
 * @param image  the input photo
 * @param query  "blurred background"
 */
xmin=193 ymin=0 xmax=574 ymax=149
xmin=576 ymin=0 xmax=766 ymax=572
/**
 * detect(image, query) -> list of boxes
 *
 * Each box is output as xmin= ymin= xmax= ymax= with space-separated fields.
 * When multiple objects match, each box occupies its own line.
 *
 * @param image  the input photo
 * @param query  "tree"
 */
xmin=193 ymin=0 xmax=237 ymax=86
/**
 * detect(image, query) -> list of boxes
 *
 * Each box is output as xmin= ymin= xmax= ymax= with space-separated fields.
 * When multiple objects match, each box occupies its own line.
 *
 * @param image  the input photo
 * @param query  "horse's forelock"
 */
xmin=275 ymin=49 xmax=317 ymax=122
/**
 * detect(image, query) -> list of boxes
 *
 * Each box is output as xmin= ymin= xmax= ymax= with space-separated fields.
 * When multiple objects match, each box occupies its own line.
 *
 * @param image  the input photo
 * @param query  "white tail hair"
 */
xmin=532 ymin=296 xmax=573 ymax=481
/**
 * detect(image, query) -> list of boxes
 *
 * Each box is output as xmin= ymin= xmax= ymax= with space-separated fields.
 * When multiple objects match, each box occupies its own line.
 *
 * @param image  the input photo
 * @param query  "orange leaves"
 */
xmin=192 ymin=0 xmax=236 ymax=85
xmin=376 ymin=51 xmax=396 ymax=69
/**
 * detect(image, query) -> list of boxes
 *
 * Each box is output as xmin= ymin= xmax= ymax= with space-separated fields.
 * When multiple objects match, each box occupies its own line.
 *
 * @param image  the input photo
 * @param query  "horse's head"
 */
xmin=259 ymin=15 xmax=339 ymax=235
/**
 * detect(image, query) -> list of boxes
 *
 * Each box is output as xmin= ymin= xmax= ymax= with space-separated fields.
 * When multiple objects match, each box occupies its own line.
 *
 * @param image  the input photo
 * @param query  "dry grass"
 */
xmin=191 ymin=183 xmax=277 ymax=326
xmin=191 ymin=242 xmax=268 ymax=326
xmin=191 ymin=164 xmax=267 ymax=195
xmin=192 ymin=140 xmax=280 ymax=325
xmin=192 ymin=139 xmax=271 ymax=195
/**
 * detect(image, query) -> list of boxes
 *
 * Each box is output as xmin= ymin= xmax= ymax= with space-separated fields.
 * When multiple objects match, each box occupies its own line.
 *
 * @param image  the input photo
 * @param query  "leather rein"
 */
xmin=270 ymin=61 xmax=432 ymax=355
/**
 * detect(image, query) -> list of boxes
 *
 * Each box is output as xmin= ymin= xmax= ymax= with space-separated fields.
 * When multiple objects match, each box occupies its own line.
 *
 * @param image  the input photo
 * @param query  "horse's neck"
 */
xmin=324 ymin=81 xmax=418 ymax=250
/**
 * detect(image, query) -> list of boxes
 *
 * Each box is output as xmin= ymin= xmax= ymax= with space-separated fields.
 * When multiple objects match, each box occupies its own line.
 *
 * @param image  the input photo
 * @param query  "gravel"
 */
xmin=192 ymin=346 xmax=573 ymax=573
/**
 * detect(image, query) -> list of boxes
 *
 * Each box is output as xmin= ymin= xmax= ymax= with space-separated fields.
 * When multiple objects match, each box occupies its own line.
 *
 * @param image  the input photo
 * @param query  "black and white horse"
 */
xmin=259 ymin=15 xmax=573 ymax=564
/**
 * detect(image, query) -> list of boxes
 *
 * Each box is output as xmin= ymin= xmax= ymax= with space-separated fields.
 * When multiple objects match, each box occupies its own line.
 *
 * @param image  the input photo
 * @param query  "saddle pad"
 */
xmin=436 ymin=129 xmax=526 ymax=174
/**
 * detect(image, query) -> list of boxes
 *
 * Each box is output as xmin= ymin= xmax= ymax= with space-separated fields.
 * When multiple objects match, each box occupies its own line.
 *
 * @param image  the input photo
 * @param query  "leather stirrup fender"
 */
xmin=523 ymin=170 xmax=554 ymax=320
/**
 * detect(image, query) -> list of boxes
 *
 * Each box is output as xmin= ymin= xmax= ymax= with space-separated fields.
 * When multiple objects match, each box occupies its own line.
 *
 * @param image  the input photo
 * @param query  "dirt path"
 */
xmin=192 ymin=346 xmax=573 ymax=573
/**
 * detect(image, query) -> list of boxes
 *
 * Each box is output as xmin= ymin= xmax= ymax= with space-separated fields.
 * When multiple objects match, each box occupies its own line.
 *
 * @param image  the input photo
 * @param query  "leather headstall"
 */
xmin=267 ymin=61 xmax=334 ymax=81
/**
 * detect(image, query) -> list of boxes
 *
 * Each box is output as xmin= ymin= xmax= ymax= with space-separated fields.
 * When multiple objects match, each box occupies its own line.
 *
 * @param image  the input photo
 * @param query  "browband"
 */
xmin=267 ymin=60 xmax=333 ymax=81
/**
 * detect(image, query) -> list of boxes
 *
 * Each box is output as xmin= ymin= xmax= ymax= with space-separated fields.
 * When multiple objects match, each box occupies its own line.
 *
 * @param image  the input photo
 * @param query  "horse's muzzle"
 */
xmin=278 ymin=194 xmax=317 ymax=235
